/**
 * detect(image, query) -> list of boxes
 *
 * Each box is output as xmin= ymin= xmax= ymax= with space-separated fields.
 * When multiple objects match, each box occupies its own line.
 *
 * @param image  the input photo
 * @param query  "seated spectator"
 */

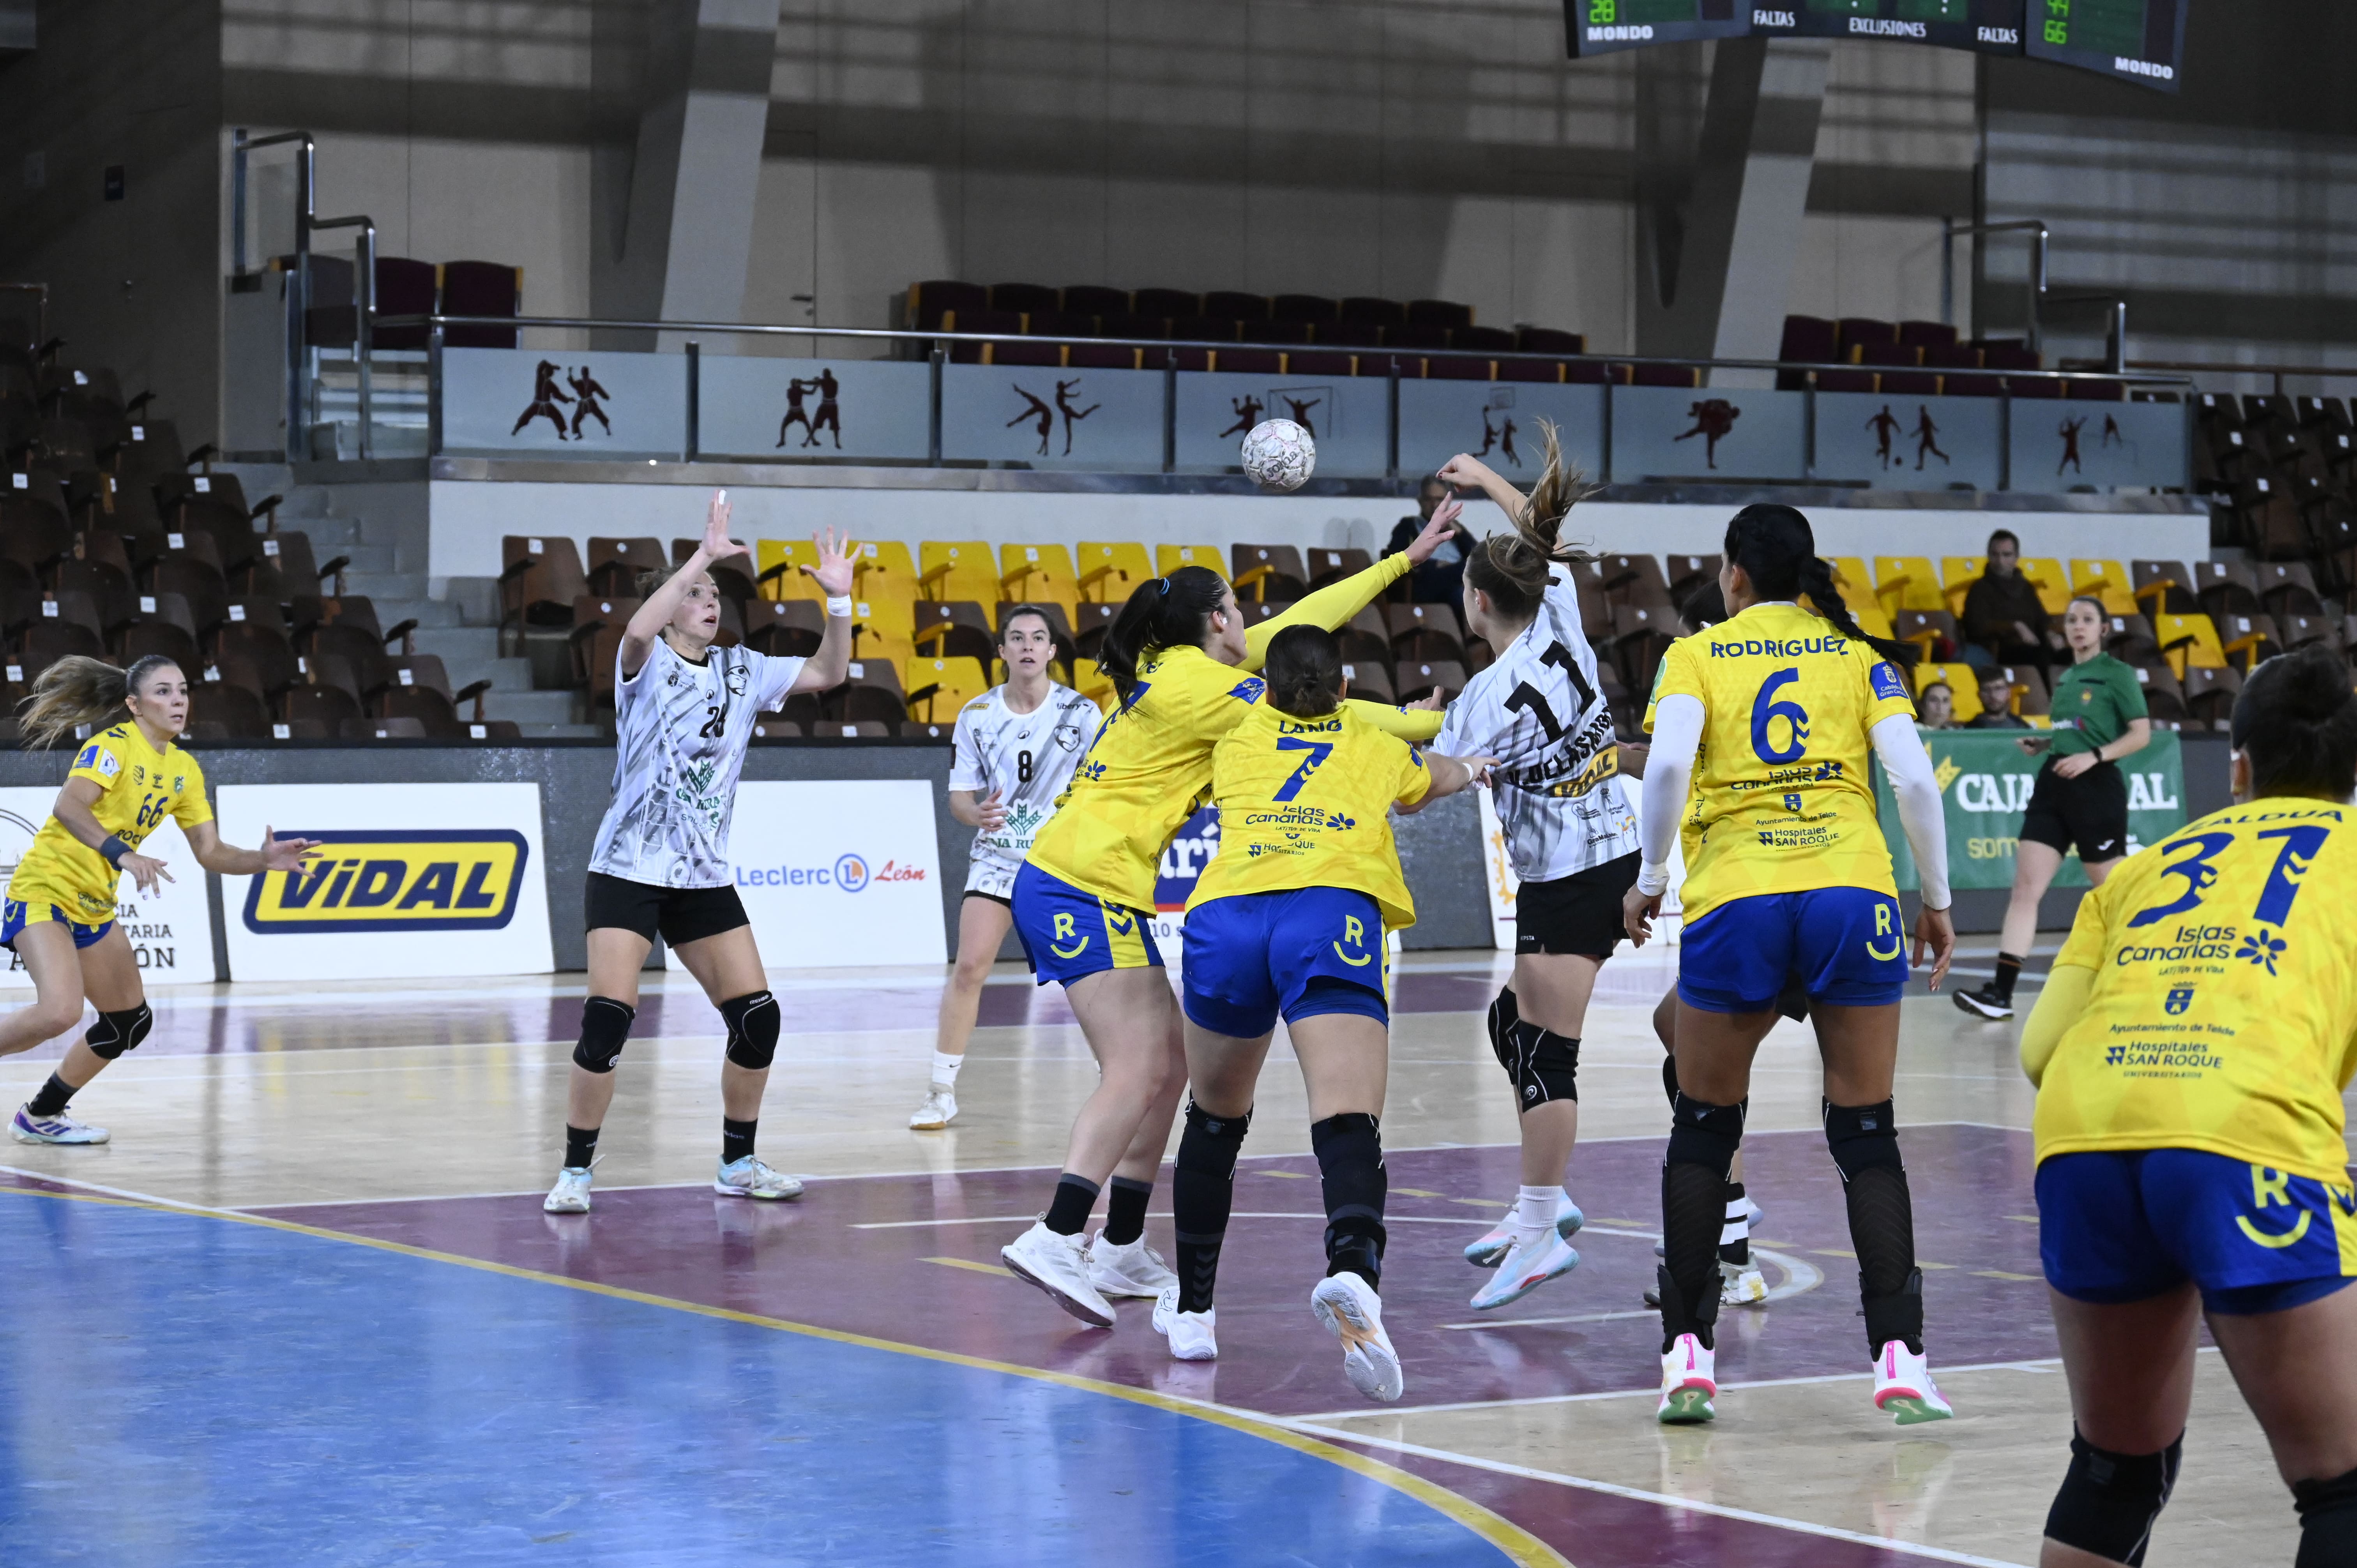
xmin=1959 ymin=529 xmax=2061 ymax=673
xmin=1965 ymin=670 xmax=2031 ymax=729
xmin=1918 ymin=681 xmax=1956 ymax=729
xmin=1383 ymin=473 xmax=1474 ymax=603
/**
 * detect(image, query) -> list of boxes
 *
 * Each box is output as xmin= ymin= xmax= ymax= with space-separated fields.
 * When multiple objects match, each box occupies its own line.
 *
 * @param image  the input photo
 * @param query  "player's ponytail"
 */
xmin=19 ymin=654 xmax=178 ymax=750
xmin=1098 ymin=565 xmax=1225 ymax=701
xmin=1463 ymin=420 xmax=1600 ymax=623
xmin=1726 ymin=503 xmax=1914 ymax=666
xmin=2231 ymin=643 xmax=2357 ymax=800
xmin=1261 ymin=625 xmax=1343 ymax=719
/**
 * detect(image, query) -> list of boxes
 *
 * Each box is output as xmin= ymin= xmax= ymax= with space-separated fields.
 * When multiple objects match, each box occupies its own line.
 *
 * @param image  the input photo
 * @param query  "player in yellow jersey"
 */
xmin=0 ymin=657 xmax=319 ymax=1144
xmin=1624 ymin=503 xmax=1957 ymax=1426
xmin=998 ymin=517 xmax=1459 ymax=1326
xmin=1151 ymin=625 xmax=1489 ymax=1395
xmin=2020 ymin=644 xmax=2357 ymax=1568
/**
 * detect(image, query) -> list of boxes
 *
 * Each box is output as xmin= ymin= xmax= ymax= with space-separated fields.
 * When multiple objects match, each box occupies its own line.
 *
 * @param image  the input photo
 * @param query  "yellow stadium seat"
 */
xmin=853 ymin=540 xmax=916 ymax=601
xmin=756 ymin=539 xmax=825 ymax=602
xmin=905 ymin=656 xmax=990 ymax=722
xmin=1827 ymin=557 xmax=1873 ymax=601
xmin=2070 ymin=558 xmax=2136 ymax=616
xmin=1157 ymin=543 xmax=1229 ymax=580
xmin=851 ymin=595 xmax=915 ymax=645
xmin=1939 ymin=556 xmax=1984 ymax=616
xmin=2154 ymin=613 xmax=2228 ymax=677
xmin=1071 ymin=658 xmax=1116 ymax=706
xmin=848 ymin=635 xmax=914 ymax=674
xmin=2017 ymin=557 xmax=2072 ymax=614
xmin=1914 ymin=662 xmax=1982 ymax=723
xmin=1076 ymin=542 xmax=1154 ymax=604
xmin=1000 ymin=543 xmax=1078 ymax=603
xmin=1872 ymin=556 xmax=1943 ymax=616
xmin=919 ymin=541 xmax=1000 ymax=604
xmin=2026 ymin=713 xmax=2053 ymax=729
xmin=1847 ymin=599 xmax=1897 ymax=643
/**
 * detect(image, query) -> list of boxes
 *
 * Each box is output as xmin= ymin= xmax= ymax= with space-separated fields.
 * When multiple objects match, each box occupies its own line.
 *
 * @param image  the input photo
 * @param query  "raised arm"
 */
xmin=1346 ymin=699 xmax=1443 ymax=743
xmin=783 ymin=529 xmax=860 ymax=695
xmin=1396 ymin=750 xmax=1492 ymax=814
xmin=621 ymin=489 xmax=747 ymax=678
xmin=185 ymin=819 xmax=324 ymax=879
xmin=1241 ymin=500 xmax=1467 ymax=669
xmin=1436 ymin=453 xmax=1527 ymax=527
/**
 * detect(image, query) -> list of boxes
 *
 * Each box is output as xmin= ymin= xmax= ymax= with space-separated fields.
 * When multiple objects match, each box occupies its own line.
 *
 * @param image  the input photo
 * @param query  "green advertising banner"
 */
xmin=1878 ymin=729 xmax=2187 ymax=891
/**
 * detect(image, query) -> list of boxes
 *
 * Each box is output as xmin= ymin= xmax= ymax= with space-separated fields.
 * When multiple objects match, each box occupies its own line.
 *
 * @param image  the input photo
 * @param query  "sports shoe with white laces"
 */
xmin=908 ymin=1086 xmax=958 ymax=1130
xmin=1152 ymin=1284 xmax=1217 ymax=1360
xmin=1873 ymin=1340 xmax=1956 ymax=1424
xmin=1310 ymin=1271 xmax=1403 ymax=1403
xmin=1002 ymin=1220 xmax=1116 ymax=1328
xmin=714 ymin=1155 xmax=803 ymax=1201
xmin=1952 ymin=982 xmax=2013 ymax=1020
xmin=11 ymin=1105 xmax=108 ymax=1145
xmin=542 ymin=1165 xmax=593 ymax=1213
xmin=1088 ymin=1232 xmax=1177 ymax=1298
xmin=1470 ymin=1230 xmax=1581 ymax=1310
xmin=1721 ymin=1265 xmax=1770 ymax=1306
xmin=1463 ymin=1190 xmax=1583 ymax=1268
xmin=1657 ymin=1333 xmax=1717 ymax=1424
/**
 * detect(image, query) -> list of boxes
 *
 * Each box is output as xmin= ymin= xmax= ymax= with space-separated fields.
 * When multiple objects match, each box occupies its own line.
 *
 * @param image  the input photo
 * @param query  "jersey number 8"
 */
xmin=1750 ymin=668 xmax=1810 ymax=764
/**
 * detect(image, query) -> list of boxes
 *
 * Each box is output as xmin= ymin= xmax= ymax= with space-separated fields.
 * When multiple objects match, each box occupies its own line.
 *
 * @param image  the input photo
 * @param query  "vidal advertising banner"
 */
xmin=1877 ymin=728 xmax=2187 ymax=891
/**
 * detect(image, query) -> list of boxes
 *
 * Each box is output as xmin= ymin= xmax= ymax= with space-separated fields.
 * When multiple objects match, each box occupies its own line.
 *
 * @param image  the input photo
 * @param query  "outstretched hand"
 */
xmin=260 ymin=828 xmax=324 ymax=875
xmin=802 ymin=527 xmax=859 ymax=598
xmin=1436 ymin=454 xmax=1493 ymax=489
xmin=120 ymin=852 xmax=173 ymax=897
xmin=1403 ymin=498 xmax=1465 ymax=565
xmin=699 ymin=490 xmax=751 ymax=564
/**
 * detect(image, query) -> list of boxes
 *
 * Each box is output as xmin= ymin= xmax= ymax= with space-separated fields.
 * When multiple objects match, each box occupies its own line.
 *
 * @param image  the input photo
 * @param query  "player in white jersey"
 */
xmin=1431 ymin=432 xmax=1642 ymax=1311
xmin=544 ymin=491 xmax=856 ymax=1214
xmin=909 ymin=606 xmax=1101 ymax=1129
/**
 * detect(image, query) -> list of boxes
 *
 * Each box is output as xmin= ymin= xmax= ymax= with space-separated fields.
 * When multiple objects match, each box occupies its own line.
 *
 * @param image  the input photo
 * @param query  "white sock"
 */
xmin=1514 ymin=1185 xmax=1558 ymax=1240
xmin=1720 ymin=1197 xmax=1749 ymax=1248
xmin=930 ymin=1051 xmax=963 ymax=1088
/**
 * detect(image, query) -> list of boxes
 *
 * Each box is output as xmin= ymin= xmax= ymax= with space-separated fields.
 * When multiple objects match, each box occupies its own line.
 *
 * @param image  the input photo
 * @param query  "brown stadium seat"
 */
xmin=1465 ymin=635 xmax=1494 ymax=675
xmin=668 ymin=538 xmax=757 ymax=606
xmin=829 ymin=658 xmax=906 ymax=726
xmin=341 ymin=716 xmax=429 ymax=742
xmin=1610 ymin=604 xmax=1677 ymax=692
xmin=750 ymin=717 xmax=803 ymax=741
xmin=1394 ymin=660 xmax=1466 ymax=705
xmin=1306 ymin=547 xmax=1372 ymax=589
xmin=386 ymin=654 xmax=492 ymax=722
xmin=1385 ymin=602 xmax=1464 ymax=664
xmin=1232 ymin=544 xmax=1307 ymax=603
xmin=587 ymin=536 xmax=666 ymax=599
xmin=55 ymin=557 xmax=131 ymax=630
xmin=499 ymin=535 xmax=588 ymax=653
xmin=818 ymin=720 xmax=891 ymax=739
xmin=1338 ymin=606 xmax=1390 ymax=669
xmin=2182 ymin=665 xmax=2241 ymax=728
xmin=1665 ymin=554 xmax=1721 ymax=602
xmin=567 ymin=595 xmax=640 ymax=687
xmin=284 ymin=681 xmax=363 ymax=733
xmin=913 ymin=600 xmax=993 ymax=665
xmin=900 ymin=719 xmax=955 ymax=743
xmin=1072 ymin=601 xmax=1118 ymax=660
xmin=2131 ymin=560 xmax=2194 ymax=618
xmin=1599 ymin=554 xmax=1675 ymax=611
xmin=2216 ymin=613 xmax=2279 ymax=671
xmin=189 ymin=678 xmax=271 ymax=739
xmin=585 ymin=624 xmax=626 ymax=708
xmin=746 ymin=598 xmax=823 ymax=659
xmin=2255 ymin=561 xmax=2324 ymax=618
xmin=1338 ymin=659 xmax=1395 ymax=704
xmin=118 ymin=616 xmax=201 ymax=675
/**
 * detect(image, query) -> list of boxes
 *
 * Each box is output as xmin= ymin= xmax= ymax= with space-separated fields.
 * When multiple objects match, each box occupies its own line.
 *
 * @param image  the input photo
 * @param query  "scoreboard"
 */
xmin=1564 ymin=0 xmax=2186 ymax=89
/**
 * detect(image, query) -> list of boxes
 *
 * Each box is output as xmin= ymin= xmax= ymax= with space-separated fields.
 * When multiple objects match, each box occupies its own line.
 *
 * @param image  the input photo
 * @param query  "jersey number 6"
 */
xmin=1750 ymin=668 xmax=1810 ymax=763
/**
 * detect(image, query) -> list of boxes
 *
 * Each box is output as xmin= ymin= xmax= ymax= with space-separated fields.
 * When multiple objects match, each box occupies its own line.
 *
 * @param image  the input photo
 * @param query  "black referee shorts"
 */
xmin=2019 ymin=757 xmax=2129 ymax=865
xmin=1515 ymin=851 xmax=1642 ymax=959
xmin=584 ymin=871 xmax=750 ymax=948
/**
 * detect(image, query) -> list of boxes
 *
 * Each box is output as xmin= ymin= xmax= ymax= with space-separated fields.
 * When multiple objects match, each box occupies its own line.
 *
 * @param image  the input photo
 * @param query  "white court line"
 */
xmin=0 ymin=1163 xmax=247 ymax=1220
xmin=1269 ymin=1419 xmax=2035 ymax=1568
xmin=846 ymin=1211 xmax=1507 ymax=1231
xmin=1436 ymin=1247 xmax=1822 ymax=1331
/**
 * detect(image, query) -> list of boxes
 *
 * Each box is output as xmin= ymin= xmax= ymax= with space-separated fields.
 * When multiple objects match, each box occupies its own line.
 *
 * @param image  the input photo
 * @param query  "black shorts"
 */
xmin=2019 ymin=757 xmax=2129 ymax=865
xmin=584 ymin=871 xmax=750 ymax=948
xmin=1515 ymin=851 xmax=1641 ymax=959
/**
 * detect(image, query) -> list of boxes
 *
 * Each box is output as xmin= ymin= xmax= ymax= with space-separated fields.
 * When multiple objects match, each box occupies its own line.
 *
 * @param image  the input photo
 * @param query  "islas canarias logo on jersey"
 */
xmin=242 ymin=830 xmax=530 ymax=934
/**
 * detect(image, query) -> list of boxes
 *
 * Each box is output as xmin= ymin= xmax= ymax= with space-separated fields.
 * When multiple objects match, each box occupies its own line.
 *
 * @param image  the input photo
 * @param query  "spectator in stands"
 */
xmin=1384 ymin=474 xmax=1474 ymax=603
xmin=1965 ymin=671 xmax=2030 ymax=730
xmin=1959 ymin=530 xmax=2062 ymax=674
xmin=1918 ymin=681 xmax=1956 ymax=729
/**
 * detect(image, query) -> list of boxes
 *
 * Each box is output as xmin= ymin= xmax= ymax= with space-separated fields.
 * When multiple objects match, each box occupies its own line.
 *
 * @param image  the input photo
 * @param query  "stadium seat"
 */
xmin=1936 ymin=556 xmax=1983 ymax=616
xmin=2004 ymin=664 xmax=2051 ymax=716
xmin=2133 ymin=662 xmax=2188 ymax=724
xmin=441 ymin=260 xmax=522 ymax=350
xmin=284 ymin=680 xmax=363 ymax=733
xmin=2255 ymin=560 xmax=2324 ymax=618
xmin=998 ymin=543 xmax=1077 ymax=608
xmin=1394 ymin=659 xmax=1465 ymax=704
xmin=1598 ymin=554 xmax=1673 ymax=611
xmin=568 ymin=596 xmax=638 ymax=687
xmin=1072 ymin=600 xmax=1118 ymax=659
xmin=2154 ymin=613 xmax=2229 ymax=676
xmin=2016 ymin=557 xmax=2072 ymax=614
xmin=852 ymin=594 xmax=916 ymax=654
xmin=1076 ymin=541 xmax=1152 ymax=603
xmin=1071 ymin=658 xmax=1115 ymax=705
xmin=918 ymin=541 xmax=999 ymax=604
xmin=586 ymin=537 xmax=665 ymax=598
xmin=914 ymin=600 xmax=995 ymax=664
xmin=1156 ymin=544 xmax=1227 ymax=580
xmin=1386 ymin=603 xmax=1464 ymax=663
xmin=1060 ymin=285 xmax=1130 ymax=320
xmin=745 ymin=597 xmax=823 ymax=659
xmin=2191 ymin=560 xmax=2261 ymax=618
xmin=339 ymin=716 xmax=429 ymax=741
xmin=1895 ymin=609 xmax=1959 ymax=662
xmin=1232 ymin=544 xmax=1307 ymax=603
xmin=1825 ymin=556 xmax=1873 ymax=603
xmin=1339 ymin=659 xmax=1395 ymax=704
xmin=829 ymin=657 xmax=907 ymax=726
xmin=499 ymin=535 xmax=587 ymax=652
xmin=1609 ymin=605 xmax=1676 ymax=692
xmin=2277 ymin=613 xmax=2340 ymax=653
xmin=905 ymin=656 xmax=989 ymax=722
xmin=853 ymin=540 xmax=917 ymax=602
xmin=1872 ymin=557 xmax=1943 ymax=617
xmin=821 ymin=721 xmax=893 ymax=739
xmin=1307 ymin=547 xmax=1373 ymax=588
xmin=2131 ymin=560 xmax=2194 ymax=617
xmin=1915 ymin=662 xmax=1982 ymax=722
xmin=2103 ymin=613 xmax=2159 ymax=665
xmin=2070 ymin=559 xmax=2136 ymax=615
xmin=190 ymin=677 xmax=270 ymax=738
xmin=150 ymin=556 xmax=230 ymax=639
xmin=1664 ymin=554 xmax=1720 ymax=602
xmin=756 ymin=538 xmax=827 ymax=602
xmin=669 ymin=539 xmax=756 ymax=606
xmin=2182 ymin=664 xmax=2241 ymax=727
xmin=1337 ymin=606 xmax=1389 ymax=668
xmin=2215 ymin=612 xmax=2278 ymax=670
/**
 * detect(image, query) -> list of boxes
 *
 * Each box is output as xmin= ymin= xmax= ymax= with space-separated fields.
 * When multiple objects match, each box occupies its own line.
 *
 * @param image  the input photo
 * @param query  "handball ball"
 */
xmin=1240 ymin=419 xmax=1316 ymax=492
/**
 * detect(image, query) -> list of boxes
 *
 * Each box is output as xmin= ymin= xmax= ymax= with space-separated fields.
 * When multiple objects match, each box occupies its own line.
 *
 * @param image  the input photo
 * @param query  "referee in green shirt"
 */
xmin=1956 ymin=595 xmax=2152 ymax=1019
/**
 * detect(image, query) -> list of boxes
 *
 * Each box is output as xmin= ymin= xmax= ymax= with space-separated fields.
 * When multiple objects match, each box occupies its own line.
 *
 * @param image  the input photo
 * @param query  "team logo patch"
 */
xmin=2235 ymin=928 xmax=2286 ymax=975
xmin=1871 ymin=661 xmax=1908 ymax=702
xmin=242 ymin=830 xmax=530 ymax=934
xmin=2164 ymin=986 xmax=2195 ymax=1015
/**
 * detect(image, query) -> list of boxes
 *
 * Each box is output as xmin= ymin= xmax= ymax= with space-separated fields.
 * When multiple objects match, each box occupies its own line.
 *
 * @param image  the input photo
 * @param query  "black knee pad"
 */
xmin=1824 ymin=1098 xmax=1904 ymax=1181
xmin=1501 ymin=1020 xmax=1580 ymax=1108
xmin=1666 ymin=1093 xmax=1746 ymax=1180
xmin=571 ymin=996 xmax=636 ymax=1074
xmin=1486 ymin=987 xmax=1518 ymax=1069
xmin=1177 ymin=1100 xmax=1252 ymax=1177
xmin=721 ymin=990 xmax=780 ymax=1070
xmin=1661 ymin=1052 xmax=1680 ymax=1108
xmin=2295 ymin=1464 xmax=2357 ymax=1568
xmin=2044 ymin=1427 xmax=2182 ymax=1568
xmin=1312 ymin=1111 xmax=1388 ymax=1283
xmin=85 ymin=1002 xmax=153 ymax=1061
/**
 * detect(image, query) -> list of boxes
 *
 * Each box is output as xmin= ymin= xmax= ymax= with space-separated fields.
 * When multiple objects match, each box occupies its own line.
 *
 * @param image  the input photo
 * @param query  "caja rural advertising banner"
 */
xmin=688 ymin=780 xmax=945 ymax=969
xmin=217 ymin=783 xmax=554 ymax=981
xmin=0 ymin=788 xmax=216 ymax=986
xmin=1878 ymin=729 xmax=2187 ymax=891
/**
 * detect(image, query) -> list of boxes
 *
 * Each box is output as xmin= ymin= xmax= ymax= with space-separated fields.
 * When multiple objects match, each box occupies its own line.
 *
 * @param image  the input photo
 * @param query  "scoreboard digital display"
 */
xmin=2023 ymin=0 xmax=2186 ymax=92
xmin=1564 ymin=0 xmax=1750 ymax=57
xmin=1748 ymin=0 xmax=2025 ymax=55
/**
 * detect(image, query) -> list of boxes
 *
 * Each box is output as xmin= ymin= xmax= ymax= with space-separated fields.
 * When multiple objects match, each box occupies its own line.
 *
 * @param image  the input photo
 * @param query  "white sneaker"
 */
xmin=1721 ymin=1264 xmax=1770 ymax=1306
xmin=1088 ymin=1232 xmax=1177 ymax=1298
xmin=909 ymin=1086 xmax=958 ymax=1130
xmin=1464 ymin=1190 xmax=1583 ymax=1268
xmin=1873 ymin=1340 xmax=1956 ymax=1424
xmin=1470 ymin=1229 xmax=1581 ymax=1310
xmin=1001 ymin=1220 xmax=1116 ymax=1328
xmin=1310 ymin=1271 xmax=1403 ymax=1404
xmin=714 ymin=1155 xmax=804 ymax=1201
xmin=10 ymin=1105 xmax=107 ymax=1145
xmin=1153 ymin=1284 xmax=1217 ymax=1360
xmin=542 ymin=1165 xmax=593 ymax=1213
xmin=1657 ymin=1333 xmax=1717 ymax=1424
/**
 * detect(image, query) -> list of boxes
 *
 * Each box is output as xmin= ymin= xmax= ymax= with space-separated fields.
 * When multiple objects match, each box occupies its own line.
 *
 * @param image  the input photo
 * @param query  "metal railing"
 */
xmin=2124 ymin=359 xmax=2357 ymax=398
xmin=230 ymin=129 xmax=316 ymax=458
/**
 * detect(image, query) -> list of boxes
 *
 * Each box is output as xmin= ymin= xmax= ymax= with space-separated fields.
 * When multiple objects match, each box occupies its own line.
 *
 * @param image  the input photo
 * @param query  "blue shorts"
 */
xmin=1010 ymin=862 xmax=1163 ymax=988
xmin=2038 ymin=1148 xmax=2357 ymax=1316
xmin=1678 ymin=887 xmax=1908 ymax=1013
xmin=0 ymin=900 xmax=114 ymax=951
xmin=1180 ymin=888 xmax=1390 ymax=1040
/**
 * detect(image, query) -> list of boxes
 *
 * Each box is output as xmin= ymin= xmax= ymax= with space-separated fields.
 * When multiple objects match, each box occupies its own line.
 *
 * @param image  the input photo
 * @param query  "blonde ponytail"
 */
xmin=18 ymin=654 xmax=177 ymax=750
xmin=1463 ymin=420 xmax=1601 ymax=622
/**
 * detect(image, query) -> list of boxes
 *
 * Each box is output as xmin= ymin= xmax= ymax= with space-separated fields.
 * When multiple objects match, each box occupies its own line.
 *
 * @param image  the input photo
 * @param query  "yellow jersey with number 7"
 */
xmin=1642 ymin=600 xmax=1917 ymax=923
xmin=8 ymin=723 xmax=213 ymax=925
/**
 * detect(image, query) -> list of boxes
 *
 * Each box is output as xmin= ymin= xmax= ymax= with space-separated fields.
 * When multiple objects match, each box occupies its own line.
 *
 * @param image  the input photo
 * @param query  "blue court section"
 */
xmin=0 ymin=1191 xmax=1523 ymax=1567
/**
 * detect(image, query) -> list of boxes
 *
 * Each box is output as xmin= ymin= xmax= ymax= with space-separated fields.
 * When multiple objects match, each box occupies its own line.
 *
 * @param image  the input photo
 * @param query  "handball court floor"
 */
xmin=0 ymin=941 xmax=2323 ymax=1567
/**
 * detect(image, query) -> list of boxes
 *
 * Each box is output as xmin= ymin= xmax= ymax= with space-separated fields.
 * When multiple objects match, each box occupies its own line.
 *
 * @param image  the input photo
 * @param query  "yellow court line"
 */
xmin=922 ymin=1255 xmax=1014 ymax=1278
xmin=0 ymin=1184 xmax=1566 ymax=1568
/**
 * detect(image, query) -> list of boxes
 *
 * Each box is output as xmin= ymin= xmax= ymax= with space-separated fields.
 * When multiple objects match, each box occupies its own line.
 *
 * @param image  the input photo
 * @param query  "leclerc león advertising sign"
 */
xmin=683 ymin=779 xmax=945 ymax=968
xmin=217 ymin=782 xmax=555 ymax=981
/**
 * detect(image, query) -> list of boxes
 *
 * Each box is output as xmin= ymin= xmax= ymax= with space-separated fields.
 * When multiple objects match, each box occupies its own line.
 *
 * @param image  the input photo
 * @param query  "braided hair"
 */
xmin=1723 ymin=503 xmax=1913 ymax=665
